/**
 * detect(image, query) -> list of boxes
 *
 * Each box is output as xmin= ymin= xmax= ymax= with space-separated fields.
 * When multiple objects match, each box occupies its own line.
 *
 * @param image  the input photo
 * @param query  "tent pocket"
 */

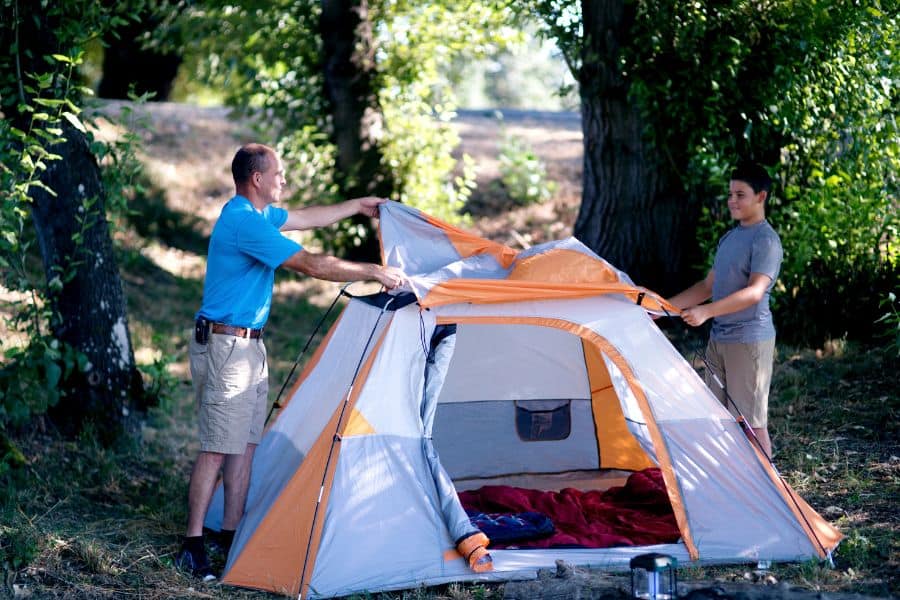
xmin=515 ymin=399 xmax=571 ymax=441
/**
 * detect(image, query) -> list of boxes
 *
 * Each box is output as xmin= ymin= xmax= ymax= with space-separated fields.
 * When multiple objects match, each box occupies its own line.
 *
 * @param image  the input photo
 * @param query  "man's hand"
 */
xmin=681 ymin=305 xmax=712 ymax=327
xmin=356 ymin=197 xmax=386 ymax=218
xmin=375 ymin=265 xmax=406 ymax=290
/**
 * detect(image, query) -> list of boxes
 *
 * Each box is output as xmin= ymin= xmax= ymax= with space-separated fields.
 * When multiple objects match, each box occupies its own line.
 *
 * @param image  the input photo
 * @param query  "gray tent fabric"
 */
xmin=421 ymin=325 xmax=477 ymax=543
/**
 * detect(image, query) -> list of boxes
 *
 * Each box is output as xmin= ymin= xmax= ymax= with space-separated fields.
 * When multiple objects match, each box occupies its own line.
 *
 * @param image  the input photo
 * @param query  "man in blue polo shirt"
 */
xmin=176 ymin=143 xmax=405 ymax=580
xmin=669 ymin=162 xmax=783 ymax=459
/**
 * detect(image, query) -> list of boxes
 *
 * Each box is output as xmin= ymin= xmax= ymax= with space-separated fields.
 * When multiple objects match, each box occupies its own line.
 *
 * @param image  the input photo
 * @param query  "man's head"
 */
xmin=728 ymin=162 xmax=771 ymax=225
xmin=232 ymin=143 xmax=285 ymax=206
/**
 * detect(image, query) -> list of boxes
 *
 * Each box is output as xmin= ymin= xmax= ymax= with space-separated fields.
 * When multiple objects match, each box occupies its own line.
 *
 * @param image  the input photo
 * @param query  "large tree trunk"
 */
xmin=575 ymin=1 xmax=697 ymax=294
xmin=319 ymin=0 xmax=392 ymax=261
xmin=5 ymin=1 xmax=144 ymax=442
xmin=97 ymin=8 xmax=182 ymax=101
xmin=29 ymin=122 xmax=145 ymax=442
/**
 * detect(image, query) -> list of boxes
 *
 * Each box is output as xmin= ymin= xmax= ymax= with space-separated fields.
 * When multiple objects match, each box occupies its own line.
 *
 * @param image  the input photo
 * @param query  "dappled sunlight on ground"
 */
xmin=136 ymin=240 xmax=207 ymax=280
xmin=273 ymin=277 xmax=383 ymax=308
xmin=0 ymin=290 xmax=42 ymax=350
xmin=89 ymin=100 xmax=248 ymax=229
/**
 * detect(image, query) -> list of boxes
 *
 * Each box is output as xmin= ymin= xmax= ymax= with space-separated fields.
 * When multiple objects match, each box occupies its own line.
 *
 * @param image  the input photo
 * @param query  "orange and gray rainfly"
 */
xmin=203 ymin=201 xmax=842 ymax=599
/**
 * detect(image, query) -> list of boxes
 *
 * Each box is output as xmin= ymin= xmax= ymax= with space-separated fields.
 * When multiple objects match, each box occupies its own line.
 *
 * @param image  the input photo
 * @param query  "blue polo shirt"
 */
xmin=197 ymin=195 xmax=302 ymax=329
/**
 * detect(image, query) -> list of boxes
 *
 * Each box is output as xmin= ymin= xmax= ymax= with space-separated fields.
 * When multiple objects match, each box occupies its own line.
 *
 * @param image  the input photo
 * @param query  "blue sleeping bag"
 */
xmin=466 ymin=510 xmax=555 ymax=544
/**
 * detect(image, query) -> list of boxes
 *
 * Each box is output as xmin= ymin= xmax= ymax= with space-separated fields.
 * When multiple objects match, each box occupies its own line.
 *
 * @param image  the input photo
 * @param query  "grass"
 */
xmin=766 ymin=344 xmax=899 ymax=596
xmin=1 ymin=104 xmax=898 ymax=598
xmin=3 ymin=305 xmax=897 ymax=600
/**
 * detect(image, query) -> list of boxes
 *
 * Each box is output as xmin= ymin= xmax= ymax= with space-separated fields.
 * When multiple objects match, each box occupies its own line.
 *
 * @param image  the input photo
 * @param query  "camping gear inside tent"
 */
xmin=204 ymin=201 xmax=842 ymax=598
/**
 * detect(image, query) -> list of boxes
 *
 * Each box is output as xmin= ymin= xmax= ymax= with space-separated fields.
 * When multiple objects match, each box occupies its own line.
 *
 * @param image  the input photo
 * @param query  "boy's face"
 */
xmin=727 ymin=179 xmax=767 ymax=224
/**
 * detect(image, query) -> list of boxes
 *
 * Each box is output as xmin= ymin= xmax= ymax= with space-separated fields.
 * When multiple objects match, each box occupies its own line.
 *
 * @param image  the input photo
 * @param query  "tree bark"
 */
xmin=319 ymin=0 xmax=392 ymax=261
xmin=29 ymin=122 xmax=145 ymax=442
xmin=575 ymin=0 xmax=697 ymax=294
xmin=5 ymin=2 xmax=144 ymax=442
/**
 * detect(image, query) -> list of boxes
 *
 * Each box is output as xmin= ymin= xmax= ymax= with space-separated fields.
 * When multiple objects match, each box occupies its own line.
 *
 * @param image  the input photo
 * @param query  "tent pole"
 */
xmin=297 ymin=294 xmax=396 ymax=598
xmin=695 ymin=346 xmax=831 ymax=560
xmin=265 ymin=283 xmax=355 ymax=426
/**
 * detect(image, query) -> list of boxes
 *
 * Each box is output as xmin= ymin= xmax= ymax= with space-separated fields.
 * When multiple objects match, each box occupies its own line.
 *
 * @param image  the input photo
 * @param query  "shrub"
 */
xmin=498 ymin=133 xmax=556 ymax=206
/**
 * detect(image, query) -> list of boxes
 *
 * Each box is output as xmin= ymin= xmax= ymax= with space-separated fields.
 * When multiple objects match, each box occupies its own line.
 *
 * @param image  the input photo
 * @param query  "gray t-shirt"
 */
xmin=710 ymin=220 xmax=783 ymax=343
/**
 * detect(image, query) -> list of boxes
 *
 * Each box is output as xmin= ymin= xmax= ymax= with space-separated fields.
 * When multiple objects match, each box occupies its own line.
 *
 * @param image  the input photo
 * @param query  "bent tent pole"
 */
xmin=297 ymin=294 xmax=396 ymax=600
xmin=265 ymin=282 xmax=355 ymax=426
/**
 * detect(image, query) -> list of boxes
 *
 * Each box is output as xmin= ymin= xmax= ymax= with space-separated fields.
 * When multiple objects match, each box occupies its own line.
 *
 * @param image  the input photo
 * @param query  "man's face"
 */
xmin=256 ymin=152 xmax=286 ymax=204
xmin=727 ymin=179 xmax=765 ymax=223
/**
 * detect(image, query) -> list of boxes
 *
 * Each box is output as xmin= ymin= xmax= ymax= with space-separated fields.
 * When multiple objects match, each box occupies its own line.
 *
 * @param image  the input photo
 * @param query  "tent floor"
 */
xmin=454 ymin=469 xmax=634 ymax=492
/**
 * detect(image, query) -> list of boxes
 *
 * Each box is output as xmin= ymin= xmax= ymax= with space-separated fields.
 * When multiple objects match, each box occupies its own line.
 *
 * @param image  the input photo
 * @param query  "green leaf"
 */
xmin=45 ymin=360 xmax=62 ymax=389
xmin=62 ymin=112 xmax=86 ymax=133
xmin=33 ymin=98 xmax=65 ymax=107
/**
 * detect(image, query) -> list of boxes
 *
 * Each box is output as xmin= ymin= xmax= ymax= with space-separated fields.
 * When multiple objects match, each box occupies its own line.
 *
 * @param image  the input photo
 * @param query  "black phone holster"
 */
xmin=194 ymin=317 xmax=210 ymax=345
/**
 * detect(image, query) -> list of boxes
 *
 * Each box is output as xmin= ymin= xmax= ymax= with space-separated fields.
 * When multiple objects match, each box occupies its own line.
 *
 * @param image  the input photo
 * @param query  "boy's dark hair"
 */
xmin=731 ymin=161 xmax=772 ymax=196
xmin=232 ymin=143 xmax=275 ymax=184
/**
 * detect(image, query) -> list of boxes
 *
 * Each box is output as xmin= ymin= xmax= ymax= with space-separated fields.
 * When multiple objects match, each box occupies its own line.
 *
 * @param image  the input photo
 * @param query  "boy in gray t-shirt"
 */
xmin=668 ymin=162 xmax=783 ymax=457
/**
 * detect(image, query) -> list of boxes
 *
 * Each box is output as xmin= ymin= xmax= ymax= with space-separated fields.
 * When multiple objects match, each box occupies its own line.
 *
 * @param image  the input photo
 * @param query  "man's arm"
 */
xmin=668 ymin=270 xmax=715 ymax=310
xmin=681 ymin=272 xmax=772 ymax=327
xmin=281 ymin=249 xmax=405 ymax=289
xmin=280 ymin=197 xmax=383 ymax=231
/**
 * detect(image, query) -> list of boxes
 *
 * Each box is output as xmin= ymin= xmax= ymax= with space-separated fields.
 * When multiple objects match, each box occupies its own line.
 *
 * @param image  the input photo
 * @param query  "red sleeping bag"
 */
xmin=458 ymin=468 xmax=681 ymax=549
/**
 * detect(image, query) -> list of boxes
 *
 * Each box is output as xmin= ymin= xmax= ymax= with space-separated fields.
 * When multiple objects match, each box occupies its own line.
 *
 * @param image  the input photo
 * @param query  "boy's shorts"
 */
xmin=189 ymin=333 xmax=268 ymax=454
xmin=703 ymin=338 xmax=775 ymax=429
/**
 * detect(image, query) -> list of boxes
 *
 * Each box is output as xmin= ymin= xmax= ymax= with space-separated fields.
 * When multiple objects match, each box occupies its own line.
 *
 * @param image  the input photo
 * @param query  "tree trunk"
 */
xmin=319 ymin=0 xmax=392 ymax=261
xmin=2 ymin=0 xmax=144 ymax=444
xmin=97 ymin=10 xmax=182 ymax=101
xmin=29 ymin=122 xmax=144 ymax=442
xmin=575 ymin=0 xmax=697 ymax=294
xmin=28 ymin=122 xmax=144 ymax=441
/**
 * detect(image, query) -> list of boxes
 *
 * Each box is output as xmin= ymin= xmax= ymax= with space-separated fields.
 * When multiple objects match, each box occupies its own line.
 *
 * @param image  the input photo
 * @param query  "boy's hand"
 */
xmin=681 ymin=305 xmax=712 ymax=327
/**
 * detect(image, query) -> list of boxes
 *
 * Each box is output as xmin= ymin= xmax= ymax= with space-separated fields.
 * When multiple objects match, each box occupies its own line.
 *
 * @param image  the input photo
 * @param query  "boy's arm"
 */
xmin=280 ymin=197 xmax=384 ymax=231
xmin=681 ymin=272 xmax=772 ymax=327
xmin=668 ymin=270 xmax=714 ymax=310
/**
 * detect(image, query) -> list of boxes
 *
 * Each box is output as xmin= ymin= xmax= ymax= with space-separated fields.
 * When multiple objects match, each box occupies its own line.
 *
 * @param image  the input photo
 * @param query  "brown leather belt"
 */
xmin=211 ymin=322 xmax=263 ymax=339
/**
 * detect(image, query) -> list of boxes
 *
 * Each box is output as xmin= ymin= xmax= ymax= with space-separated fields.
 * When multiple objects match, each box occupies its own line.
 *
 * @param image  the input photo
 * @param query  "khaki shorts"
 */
xmin=703 ymin=338 xmax=775 ymax=429
xmin=189 ymin=332 xmax=268 ymax=454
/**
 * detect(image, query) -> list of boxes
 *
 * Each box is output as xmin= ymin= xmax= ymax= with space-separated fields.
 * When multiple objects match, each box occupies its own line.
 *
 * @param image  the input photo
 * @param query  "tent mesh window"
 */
xmin=514 ymin=400 xmax=572 ymax=441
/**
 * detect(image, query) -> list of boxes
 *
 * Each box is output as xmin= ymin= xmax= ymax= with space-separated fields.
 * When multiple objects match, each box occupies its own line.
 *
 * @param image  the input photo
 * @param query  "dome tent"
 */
xmin=205 ymin=201 xmax=841 ymax=598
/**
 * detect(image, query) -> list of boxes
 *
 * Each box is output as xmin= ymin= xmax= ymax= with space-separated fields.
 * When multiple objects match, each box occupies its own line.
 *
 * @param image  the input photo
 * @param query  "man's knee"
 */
xmin=193 ymin=450 xmax=226 ymax=475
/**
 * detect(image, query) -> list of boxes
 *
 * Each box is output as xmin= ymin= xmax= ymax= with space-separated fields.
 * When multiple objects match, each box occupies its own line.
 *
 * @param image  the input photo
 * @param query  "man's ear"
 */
xmin=757 ymin=190 xmax=768 ymax=205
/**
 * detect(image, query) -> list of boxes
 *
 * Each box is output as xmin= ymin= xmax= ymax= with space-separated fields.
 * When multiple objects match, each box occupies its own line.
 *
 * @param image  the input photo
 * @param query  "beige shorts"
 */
xmin=189 ymin=332 xmax=268 ymax=454
xmin=703 ymin=338 xmax=775 ymax=429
